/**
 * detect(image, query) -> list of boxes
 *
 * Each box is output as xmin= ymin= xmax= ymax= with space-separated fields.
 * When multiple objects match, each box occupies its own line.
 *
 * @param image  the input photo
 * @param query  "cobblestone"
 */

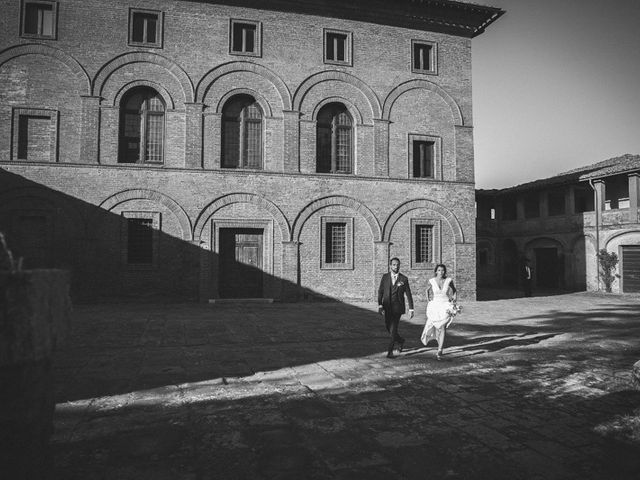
xmin=52 ymin=292 xmax=640 ymax=479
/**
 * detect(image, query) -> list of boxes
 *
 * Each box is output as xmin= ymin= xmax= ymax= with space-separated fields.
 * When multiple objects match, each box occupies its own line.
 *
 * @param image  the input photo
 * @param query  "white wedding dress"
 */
xmin=421 ymin=277 xmax=453 ymax=345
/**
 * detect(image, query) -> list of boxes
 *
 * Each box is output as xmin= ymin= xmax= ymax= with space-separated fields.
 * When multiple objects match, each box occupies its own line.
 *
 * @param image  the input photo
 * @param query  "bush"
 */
xmin=597 ymin=249 xmax=619 ymax=293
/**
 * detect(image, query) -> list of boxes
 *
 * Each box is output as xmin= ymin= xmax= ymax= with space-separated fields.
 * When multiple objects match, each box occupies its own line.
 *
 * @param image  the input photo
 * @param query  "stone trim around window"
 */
xmin=410 ymin=218 xmax=441 ymax=270
xmin=11 ymin=107 xmax=59 ymax=163
xmin=411 ymin=39 xmax=438 ymax=75
xmin=229 ymin=19 xmax=262 ymax=57
xmin=320 ymin=216 xmax=354 ymax=270
xmin=20 ymin=0 xmax=58 ymax=40
xmin=128 ymin=8 xmax=164 ymax=49
xmin=323 ymin=28 xmax=353 ymax=67
xmin=120 ymin=211 xmax=161 ymax=268
xmin=407 ymin=133 xmax=442 ymax=180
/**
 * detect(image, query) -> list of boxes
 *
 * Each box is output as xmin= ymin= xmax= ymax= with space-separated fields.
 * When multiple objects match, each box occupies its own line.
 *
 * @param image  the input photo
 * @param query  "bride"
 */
xmin=421 ymin=264 xmax=457 ymax=360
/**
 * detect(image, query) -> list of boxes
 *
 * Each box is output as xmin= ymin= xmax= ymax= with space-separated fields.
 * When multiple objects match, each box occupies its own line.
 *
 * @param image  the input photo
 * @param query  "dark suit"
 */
xmin=378 ymin=272 xmax=414 ymax=355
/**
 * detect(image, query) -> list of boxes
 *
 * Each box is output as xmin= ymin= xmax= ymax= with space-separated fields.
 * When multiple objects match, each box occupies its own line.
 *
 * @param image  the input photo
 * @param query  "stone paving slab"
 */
xmin=51 ymin=292 xmax=640 ymax=479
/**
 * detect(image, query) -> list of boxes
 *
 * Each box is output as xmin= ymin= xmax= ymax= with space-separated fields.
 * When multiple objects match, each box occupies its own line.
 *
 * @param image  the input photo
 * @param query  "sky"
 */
xmin=471 ymin=0 xmax=640 ymax=189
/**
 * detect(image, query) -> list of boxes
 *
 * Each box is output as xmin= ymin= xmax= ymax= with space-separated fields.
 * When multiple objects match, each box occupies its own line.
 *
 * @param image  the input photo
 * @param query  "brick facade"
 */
xmin=0 ymin=0 xmax=502 ymax=302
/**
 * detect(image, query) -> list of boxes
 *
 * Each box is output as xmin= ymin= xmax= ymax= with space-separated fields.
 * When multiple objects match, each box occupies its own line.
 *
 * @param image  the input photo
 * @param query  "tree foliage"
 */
xmin=597 ymin=249 xmax=619 ymax=293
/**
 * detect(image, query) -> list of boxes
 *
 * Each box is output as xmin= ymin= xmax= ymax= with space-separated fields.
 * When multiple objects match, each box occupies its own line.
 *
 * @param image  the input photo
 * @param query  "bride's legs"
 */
xmin=436 ymin=327 xmax=446 ymax=359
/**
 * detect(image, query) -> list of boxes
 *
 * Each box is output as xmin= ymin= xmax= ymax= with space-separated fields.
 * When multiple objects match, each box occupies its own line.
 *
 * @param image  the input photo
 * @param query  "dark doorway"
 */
xmin=219 ymin=228 xmax=264 ymax=298
xmin=535 ymin=247 xmax=558 ymax=288
xmin=621 ymin=245 xmax=640 ymax=293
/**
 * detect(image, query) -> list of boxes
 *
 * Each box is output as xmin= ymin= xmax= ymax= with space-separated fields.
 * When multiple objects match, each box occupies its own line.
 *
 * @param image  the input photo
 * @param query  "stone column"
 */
xmin=283 ymin=110 xmax=301 ymax=172
xmin=540 ymin=190 xmax=549 ymax=218
xmin=184 ymin=102 xmax=204 ymax=169
xmin=566 ymin=186 xmax=576 ymax=215
xmin=516 ymin=196 xmax=525 ymax=221
xmin=374 ymin=241 xmax=391 ymax=300
xmin=629 ymin=173 xmax=639 ymax=223
xmin=281 ymin=241 xmax=300 ymax=301
xmin=203 ymin=111 xmax=221 ymax=169
xmin=373 ymin=119 xmax=390 ymax=177
xmin=98 ymin=106 xmax=119 ymax=164
xmin=197 ymin=240 xmax=213 ymax=302
xmin=594 ymin=179 xmax=606 ymax=213
xmin=80 ymin=95 xmax=101 ymax=163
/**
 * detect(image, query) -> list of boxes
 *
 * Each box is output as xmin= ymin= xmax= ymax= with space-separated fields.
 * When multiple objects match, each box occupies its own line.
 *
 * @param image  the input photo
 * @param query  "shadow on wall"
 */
xmin=0 ymin=167 xmax=330 ymax=304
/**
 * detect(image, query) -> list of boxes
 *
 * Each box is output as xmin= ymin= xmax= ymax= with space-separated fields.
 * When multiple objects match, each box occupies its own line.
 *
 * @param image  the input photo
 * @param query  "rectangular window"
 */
xmin=501 ymin=196 xmax=517 ymax=220
xmin=326 ymin=222 xmax=346 ymax=264
xmin=574 ymin=186 xmax=594 ymax=213
xmin=411 ymin=219 xmax=440 ymax=269
xmin=121 ymin=212 xmax=160 ymax=267
xmin=230 ymin=20 xmax=261 ymax=56
xmin=21 ymin=1 xmax=57 ymax=39
xmin=412 ymin=140 xmax=434 ymax=178
xmin=127 ymin=218 xmax=153 ymax=264
xmin=524 ymin=193 xmax=540 ymax=218
xmin=548 ymin=188 xmax=566 ymax=216
xmin=412 ymin=40 xmax=437 ymax=74
xmin=415 ymin=224 xmax=433 ymax=264
xmin=321 ymin=217 xmax=353 ymax=270
xmin=408 ymin=134 xmax=440 ymax=179
xmin=12 ymin=108 xmax=58 ymax=162
xmin=324 ymin=29 xmax=352 ymax=66
xmin=129 ymin=9 xmax=163 ymax=48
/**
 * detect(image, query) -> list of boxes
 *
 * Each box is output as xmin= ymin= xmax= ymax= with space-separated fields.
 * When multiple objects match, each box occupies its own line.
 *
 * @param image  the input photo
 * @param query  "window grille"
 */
xmin=415 ymin=224 xmax=433 ymax=264
xmin=326 ymin=222 xmax=346 ymax=264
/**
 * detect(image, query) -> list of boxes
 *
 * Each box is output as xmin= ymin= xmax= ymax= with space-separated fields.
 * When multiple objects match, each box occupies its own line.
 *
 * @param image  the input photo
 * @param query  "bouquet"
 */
xmin=445 ymin=302 xmax=462 ymax=328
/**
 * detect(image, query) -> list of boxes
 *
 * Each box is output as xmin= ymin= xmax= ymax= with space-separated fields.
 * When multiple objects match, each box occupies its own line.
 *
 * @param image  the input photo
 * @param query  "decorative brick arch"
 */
xmin=292 ymin=196 xmax=382 ymax=243
xmin=195 ymin=61 xmax=292 ymax=110
xmin=293 ymin=71 xmax=382 ymax=120
xmin=113 ymin=80 xmax=175 ymax=108
xmin=604 ymin=229 xmax=640 ymax=248
xmin=0 ymin=43 xmax=90 ymax=95
xmin=311 ymin=96 xmax=363 ymax=124
xmin=193 ymin=193 xmax=291 ymax=242
xmin=383 ymin=199 xmax=464 ymax=244
xmin=0 ymin=186 xmax=87 ymax=232
xmin=99 ymin=189 xmax=192 ymax=241
xmin=382 ymin=79 xmax=464 ymax=125
xmin=524 ymin=236 xmax=567 ymax=252
xmin=216 ymin=88 xmax=272 ymax=117
xmin=93 ymin=52 xmax=194 ymax=103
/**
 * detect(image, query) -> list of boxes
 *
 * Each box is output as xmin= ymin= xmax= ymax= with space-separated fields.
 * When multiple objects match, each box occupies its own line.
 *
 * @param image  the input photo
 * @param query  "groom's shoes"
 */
xmin=386 ymin=351 xmax=395 ymax=359
xmin=398 ymin=339 xmax=405 ymax=353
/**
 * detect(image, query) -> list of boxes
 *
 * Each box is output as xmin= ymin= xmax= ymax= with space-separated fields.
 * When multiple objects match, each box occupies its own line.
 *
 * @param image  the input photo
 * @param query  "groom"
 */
xmin=378 ymin=257 xmax=414 ymax=358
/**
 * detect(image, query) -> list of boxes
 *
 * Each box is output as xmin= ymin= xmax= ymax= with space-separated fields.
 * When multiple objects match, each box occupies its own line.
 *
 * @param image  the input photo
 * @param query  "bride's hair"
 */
xmin=434 ymin=263 xmax=447 ymax=277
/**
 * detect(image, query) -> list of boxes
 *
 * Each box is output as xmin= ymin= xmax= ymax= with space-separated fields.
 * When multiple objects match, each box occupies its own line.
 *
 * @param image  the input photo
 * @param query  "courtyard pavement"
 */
xmin=52 ymin=292 xmax=640 ymax=479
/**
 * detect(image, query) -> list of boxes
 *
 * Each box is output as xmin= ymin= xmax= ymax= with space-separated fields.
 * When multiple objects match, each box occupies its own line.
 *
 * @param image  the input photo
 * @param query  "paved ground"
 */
xmin=52 ymin=292 xmax=640 ymax=479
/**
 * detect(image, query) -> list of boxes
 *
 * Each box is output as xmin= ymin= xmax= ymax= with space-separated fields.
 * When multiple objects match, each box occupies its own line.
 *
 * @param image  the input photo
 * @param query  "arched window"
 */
xmin=316 ymin=103 xmax=353 ymax=174
xmin=119 ymin=87 xmax=165 ymax=164
xmin=222 ymin=94 xmax=263 ymax=169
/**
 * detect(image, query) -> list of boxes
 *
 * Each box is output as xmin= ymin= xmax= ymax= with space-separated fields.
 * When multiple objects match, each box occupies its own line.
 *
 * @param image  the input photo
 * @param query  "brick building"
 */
xmin=476 ymin=154 xmax=640 ymax=294
xmin=0 ymin=0 xmax=502 ymax=302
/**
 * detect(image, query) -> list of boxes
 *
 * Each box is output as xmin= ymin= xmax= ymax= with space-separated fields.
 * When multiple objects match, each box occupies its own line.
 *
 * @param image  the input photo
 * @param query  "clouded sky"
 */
xmin=471 ymin=0 xmax=640 ymax=189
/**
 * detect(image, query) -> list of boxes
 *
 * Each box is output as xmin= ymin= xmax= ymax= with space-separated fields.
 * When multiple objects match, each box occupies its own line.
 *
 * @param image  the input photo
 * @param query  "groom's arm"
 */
xmin=404 ymin=276 xmax=414 ymax=317
xmin=377 ymin=275 xmax=385 ymax=311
